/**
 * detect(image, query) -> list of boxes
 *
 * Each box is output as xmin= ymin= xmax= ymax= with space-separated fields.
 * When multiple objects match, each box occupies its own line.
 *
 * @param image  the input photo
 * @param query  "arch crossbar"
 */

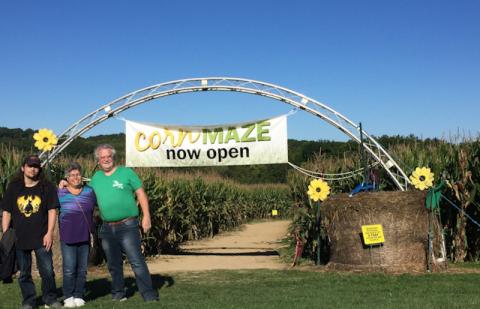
xmin=41 ymin=77 xmax=410 ymax=190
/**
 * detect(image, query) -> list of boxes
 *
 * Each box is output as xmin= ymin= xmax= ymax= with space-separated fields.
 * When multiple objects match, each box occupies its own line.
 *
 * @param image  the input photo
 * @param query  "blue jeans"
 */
xmin=61 ymin=241 xmax=89 ymax=299
xmin=16 ymin=247 xmax=58 ymax=307
xmin=99 ymin=218 xmax=158 ymax=301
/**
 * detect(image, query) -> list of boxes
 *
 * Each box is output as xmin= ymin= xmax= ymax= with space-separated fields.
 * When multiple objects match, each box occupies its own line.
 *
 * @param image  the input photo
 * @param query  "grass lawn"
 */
xmin=2 ymin=269 xmax=480 ymax=308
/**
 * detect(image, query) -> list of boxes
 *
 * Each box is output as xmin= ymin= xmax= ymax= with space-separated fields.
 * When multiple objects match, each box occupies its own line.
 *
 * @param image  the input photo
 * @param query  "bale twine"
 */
xmin=322 ymin=190 xmax=446 ymax=273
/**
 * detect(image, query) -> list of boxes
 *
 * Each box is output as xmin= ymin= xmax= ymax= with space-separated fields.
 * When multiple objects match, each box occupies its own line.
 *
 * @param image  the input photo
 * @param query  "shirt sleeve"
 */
xmin=1 ymin=183 xmax=15 ymax=213
xmin=46 ymin=182 xmax=60 ymax=210
xmin=89 ymin=171 xmax=99 ymax=188
xmin=57 ymin=188 xmax=66 ymax=199
xmin=85 ymin=185 xmax=97 ymax=207
xmin=127 ymin=168 xmax=142 ymax=191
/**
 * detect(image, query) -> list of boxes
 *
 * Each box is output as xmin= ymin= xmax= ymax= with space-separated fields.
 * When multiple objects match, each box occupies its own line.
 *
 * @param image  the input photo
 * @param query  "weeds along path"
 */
xmin=147 ymin=220 xmax=291 ymax=273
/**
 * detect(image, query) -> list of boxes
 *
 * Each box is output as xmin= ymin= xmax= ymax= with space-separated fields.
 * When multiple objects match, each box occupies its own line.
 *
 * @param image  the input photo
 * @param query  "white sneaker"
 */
xmin=64 ymin=297 xmax=77 ymax=308
xmin=74 ymin=298 xmax=86 ymax=307
xmin=44 ymin=302 xmax=63 ymax=309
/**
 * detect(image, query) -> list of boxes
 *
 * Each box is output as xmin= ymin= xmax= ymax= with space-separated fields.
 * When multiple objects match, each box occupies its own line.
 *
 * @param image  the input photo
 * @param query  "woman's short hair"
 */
xmin=64 ymin=162 xmax=82 ymax=178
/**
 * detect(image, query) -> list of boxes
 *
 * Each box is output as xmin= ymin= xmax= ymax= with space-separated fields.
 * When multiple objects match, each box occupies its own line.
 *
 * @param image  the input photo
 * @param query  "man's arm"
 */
xmin=135 ymin=187 xmax=152 ymax=233
xmin=2 ymin=211 xmax=11 ymax=233
xmin=43 ymin=209 xmax=57 ymax=251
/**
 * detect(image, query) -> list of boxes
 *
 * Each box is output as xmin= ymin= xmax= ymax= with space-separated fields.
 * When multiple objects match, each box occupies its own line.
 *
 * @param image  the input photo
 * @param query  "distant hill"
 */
xmin=0 ymin=127 xmax=359 ymax=160
xmin=0 ymin=127 xmax=125 ymax=158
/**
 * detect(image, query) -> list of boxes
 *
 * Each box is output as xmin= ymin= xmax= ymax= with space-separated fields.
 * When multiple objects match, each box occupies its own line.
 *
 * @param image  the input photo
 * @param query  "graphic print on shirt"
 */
xmin=112 ymin=180 xmax=124 ymax=190
xmin=17 ymin=195 xmax=41 ymax=217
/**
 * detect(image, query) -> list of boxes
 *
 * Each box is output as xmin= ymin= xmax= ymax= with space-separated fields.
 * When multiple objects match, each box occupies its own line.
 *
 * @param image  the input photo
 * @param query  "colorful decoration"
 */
xmin=307 ymin=178 xmax=331 ymax=202
xmin=409 ymin=167 xmax=434 ymax=190
xmin=33 ymin=128 xmax=58 ymax=152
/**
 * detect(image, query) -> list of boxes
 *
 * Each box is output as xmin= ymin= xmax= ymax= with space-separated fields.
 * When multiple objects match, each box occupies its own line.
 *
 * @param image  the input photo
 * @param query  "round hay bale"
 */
xmin=322 ymin=190 xmax=446 ymax=273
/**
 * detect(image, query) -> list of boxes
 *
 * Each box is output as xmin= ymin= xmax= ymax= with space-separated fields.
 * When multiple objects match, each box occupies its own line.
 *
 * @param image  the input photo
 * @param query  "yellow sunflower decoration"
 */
xmin=307 ymin=178 xmax=331 ymax=202
xmin=33 ymin=128 xmax=58 ymax=152
xmin=409 ymin=167 xmax=434 ymax=190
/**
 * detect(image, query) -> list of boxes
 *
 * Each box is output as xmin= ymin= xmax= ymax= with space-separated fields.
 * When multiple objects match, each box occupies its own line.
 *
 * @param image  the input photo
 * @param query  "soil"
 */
xmin=147 ymin=220 xmax=291 ymax=273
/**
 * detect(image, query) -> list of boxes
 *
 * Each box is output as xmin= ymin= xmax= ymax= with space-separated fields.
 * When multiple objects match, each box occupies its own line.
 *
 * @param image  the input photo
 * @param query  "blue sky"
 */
xmin=1 ymin=0 xmax=479 ymax=141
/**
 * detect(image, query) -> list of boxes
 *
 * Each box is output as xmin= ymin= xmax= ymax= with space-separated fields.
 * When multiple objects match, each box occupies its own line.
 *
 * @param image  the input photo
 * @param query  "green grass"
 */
xmin=450 ymin=261 xmax=480 ymax=269
xmin=2 ymin=269 xmax=480 ymax=308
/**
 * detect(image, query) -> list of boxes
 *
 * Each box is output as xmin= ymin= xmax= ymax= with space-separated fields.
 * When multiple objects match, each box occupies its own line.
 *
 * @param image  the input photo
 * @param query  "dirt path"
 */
xmin=147 ymin=220 xmax=291 ymax=273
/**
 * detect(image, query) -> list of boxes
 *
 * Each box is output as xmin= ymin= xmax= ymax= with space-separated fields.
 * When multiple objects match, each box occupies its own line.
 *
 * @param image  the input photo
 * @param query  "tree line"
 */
xmin=0 ymin=126 xmax=443 ymax=184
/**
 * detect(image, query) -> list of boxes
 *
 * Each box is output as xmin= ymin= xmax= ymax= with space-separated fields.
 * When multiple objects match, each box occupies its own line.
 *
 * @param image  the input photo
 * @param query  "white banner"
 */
xmin=125 ymin=116 xmax=288 ymax=167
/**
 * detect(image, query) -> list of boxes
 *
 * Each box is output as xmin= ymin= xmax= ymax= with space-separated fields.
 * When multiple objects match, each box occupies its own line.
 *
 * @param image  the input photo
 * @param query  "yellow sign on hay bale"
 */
xmin=271 ymin=209 xmax=278 ymax=216
xmin=361 ymin=224 xmax=385 ymax=245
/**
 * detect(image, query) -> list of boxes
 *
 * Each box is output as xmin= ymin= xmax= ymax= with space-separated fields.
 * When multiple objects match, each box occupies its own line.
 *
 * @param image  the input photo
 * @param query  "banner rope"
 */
xmin=440 ymin=194 xmax=480 ymax=229
xmin=287 ymin=161 xmax=379 ymax=181
xmin=285 ymin=107 xmax=299 ymax=117
xmin=114 ymin=115 xmax=128 ymax=122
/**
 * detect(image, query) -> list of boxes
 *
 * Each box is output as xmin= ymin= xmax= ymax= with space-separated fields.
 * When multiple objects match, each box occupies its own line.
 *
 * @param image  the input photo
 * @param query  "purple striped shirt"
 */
xmin=58 ymin=186 xmax=96 ymax=244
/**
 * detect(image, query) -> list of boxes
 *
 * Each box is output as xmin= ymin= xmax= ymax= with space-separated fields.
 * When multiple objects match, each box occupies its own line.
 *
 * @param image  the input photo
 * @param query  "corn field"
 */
xmin=3 ymin=137 xmax=480 ymax=263
xmin=0 ymin=145 xmax=292 ymax=258
xmin=288 ymin=138 xmax=480 ymax=263
xmin=139 ymin=170 xmax=291 ymax=253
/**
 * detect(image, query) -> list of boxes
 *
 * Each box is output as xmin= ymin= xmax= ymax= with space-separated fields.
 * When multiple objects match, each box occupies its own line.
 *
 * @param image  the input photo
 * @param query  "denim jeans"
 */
xmin=16 ymin=247 xmax=58 ymax=307
xmin=61 ymin=241 xmax=89 ymax=299
xmin=99 ymin=218 xmax=158 ymax=301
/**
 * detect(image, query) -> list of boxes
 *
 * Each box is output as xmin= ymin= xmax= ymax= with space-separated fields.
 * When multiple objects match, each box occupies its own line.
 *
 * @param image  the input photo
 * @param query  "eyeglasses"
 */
xmin=67 ymin=173 xmax=82 ymax=178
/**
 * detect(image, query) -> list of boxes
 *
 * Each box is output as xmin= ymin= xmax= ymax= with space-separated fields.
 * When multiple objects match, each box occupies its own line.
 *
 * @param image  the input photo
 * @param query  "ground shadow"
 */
xmin=84 ymin=277 xmax=111 ymax=300
xmin=82 ymin=274 xmax=174 ymax=301
xmin=177 ymin=249 xmax=279 ymax=256
xmin=35 ymin=286 xmax=65 ymax=307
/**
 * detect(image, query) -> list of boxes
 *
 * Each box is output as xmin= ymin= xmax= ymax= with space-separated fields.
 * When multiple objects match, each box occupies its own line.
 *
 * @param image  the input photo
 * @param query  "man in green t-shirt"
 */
xmin=90 ymin=144 xmax=158 ymax=302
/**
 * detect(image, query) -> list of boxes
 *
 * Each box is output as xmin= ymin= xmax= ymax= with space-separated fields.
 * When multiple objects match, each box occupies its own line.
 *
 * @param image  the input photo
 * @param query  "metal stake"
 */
xmin=316 ymin=202 xmax=321 ymax=265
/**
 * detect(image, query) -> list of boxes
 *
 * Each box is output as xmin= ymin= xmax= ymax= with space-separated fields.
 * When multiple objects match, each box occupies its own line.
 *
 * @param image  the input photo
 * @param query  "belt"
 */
xmin=105 ymin=217 xmax=136 ymax=226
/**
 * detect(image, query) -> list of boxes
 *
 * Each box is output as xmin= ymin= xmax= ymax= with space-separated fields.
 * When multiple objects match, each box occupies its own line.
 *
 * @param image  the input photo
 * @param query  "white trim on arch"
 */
xmin=40 ymin=77 xmax=410 ymax=190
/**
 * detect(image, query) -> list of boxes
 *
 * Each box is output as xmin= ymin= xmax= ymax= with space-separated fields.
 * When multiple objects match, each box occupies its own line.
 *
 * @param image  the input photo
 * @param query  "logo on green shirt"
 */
xmin=112 ymin=180 xmax=124 ymax=189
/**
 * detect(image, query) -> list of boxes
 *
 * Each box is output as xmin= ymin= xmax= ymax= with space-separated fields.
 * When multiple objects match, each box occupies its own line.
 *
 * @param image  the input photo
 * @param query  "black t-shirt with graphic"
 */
xmin=2 ymin=180 xmax=59 ymax=250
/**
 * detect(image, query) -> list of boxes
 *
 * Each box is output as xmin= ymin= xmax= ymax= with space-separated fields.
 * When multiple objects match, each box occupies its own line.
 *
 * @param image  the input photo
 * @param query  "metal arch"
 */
xmin=40 ymin=77 xmax=411 ymax=190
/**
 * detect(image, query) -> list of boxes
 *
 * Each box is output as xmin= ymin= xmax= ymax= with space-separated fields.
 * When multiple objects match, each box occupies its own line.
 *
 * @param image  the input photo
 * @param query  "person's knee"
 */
xmin=63 ymin=266 xmax=75 ymax=277
xmin=36 ymin=256 xmax=54 ymax=276
xmin=37 ymin=256 xmax=54 ymax=272
xmin=77 ymin=268 xmax=87 ymax=277
xmin=102 ymin=239 xmax=121 ymax=257
xmin=38 ymin=265 xmax=55 ymax=279
xmin=77 ymin=260 xmax=89 ymax=273
xmin=125 ymin=247 xmax=146 ymax=266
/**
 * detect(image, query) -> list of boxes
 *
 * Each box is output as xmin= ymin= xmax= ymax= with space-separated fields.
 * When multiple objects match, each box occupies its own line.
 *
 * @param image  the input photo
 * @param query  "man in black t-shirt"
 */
xmin=1 ymin=155 xmax=62 ymax=309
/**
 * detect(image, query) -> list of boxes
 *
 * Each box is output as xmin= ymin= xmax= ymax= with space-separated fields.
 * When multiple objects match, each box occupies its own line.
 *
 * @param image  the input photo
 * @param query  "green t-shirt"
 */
xmin=90 ymin=166 xmax=142 ymax=222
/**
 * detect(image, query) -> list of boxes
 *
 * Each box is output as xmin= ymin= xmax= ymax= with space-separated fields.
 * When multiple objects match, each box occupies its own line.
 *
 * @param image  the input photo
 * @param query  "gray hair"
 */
xmin=64 ymin=162 xmax=82 ymax=178
xmin=94 ymin=144 xmax=116 ymax=161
